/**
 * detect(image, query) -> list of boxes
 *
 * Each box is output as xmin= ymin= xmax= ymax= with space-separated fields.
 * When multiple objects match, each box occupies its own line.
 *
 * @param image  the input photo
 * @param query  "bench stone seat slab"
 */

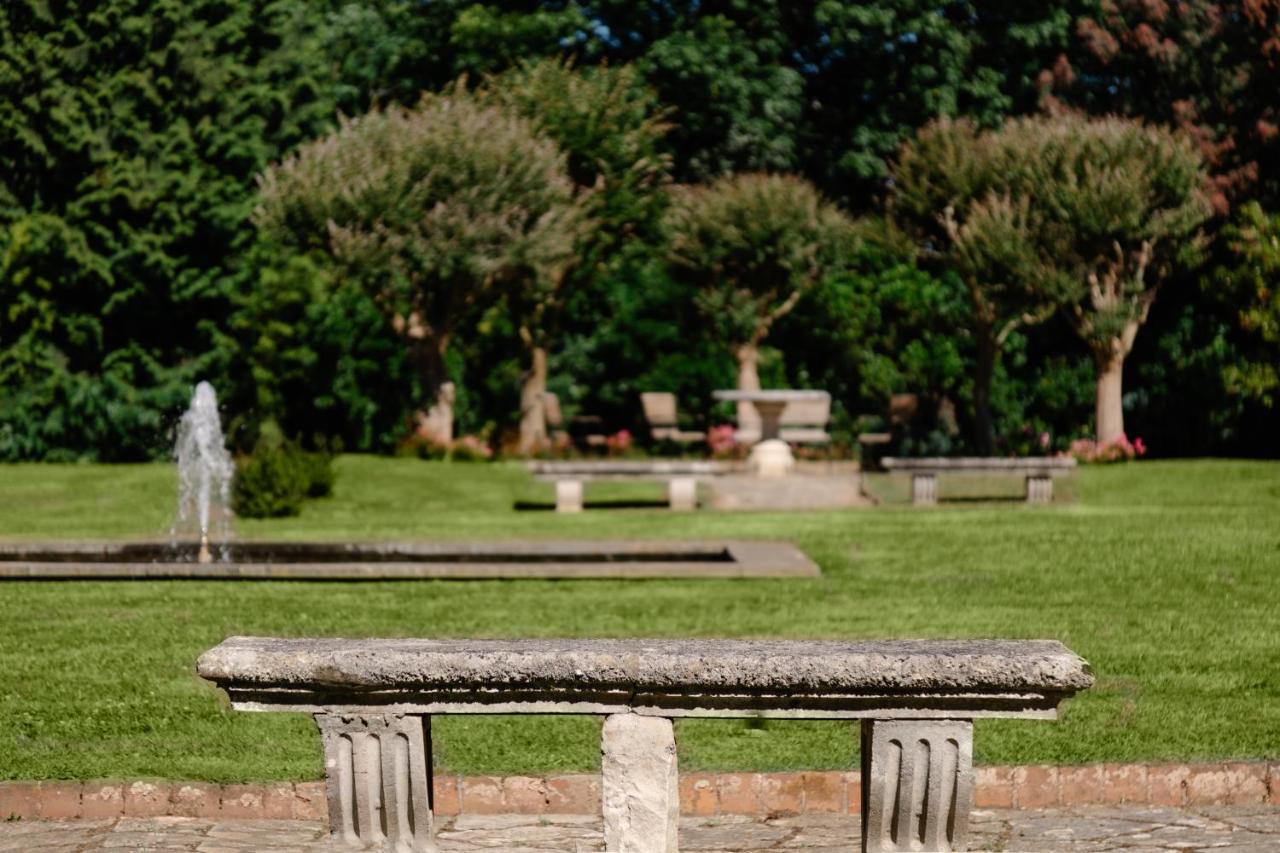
xmin=881 ymin=457 xmax=1077 ymax=473
xmin=881 ymin=457 xmax=1077 ymax=506
xmin=527 ymin=460 xmax=734 ymax=480
xmin=198 ymin=637 xmax=1091 ymax=853
xmin=198 ymin=637 xmax=1091 ymax=718
xmin=526 ymin=461 xmax=736 ymax=512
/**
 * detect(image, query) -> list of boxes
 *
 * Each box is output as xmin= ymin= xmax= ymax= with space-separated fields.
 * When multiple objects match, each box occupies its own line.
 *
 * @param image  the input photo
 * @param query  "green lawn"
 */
xmin=0 ymin=457 xmax=1277 ymax=782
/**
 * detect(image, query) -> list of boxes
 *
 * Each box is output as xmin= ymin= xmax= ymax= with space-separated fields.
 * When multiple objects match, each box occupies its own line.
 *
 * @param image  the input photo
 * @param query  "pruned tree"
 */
xmin=1010 ymin=116 xmax=1212 ymax=443
xmin=664 ymin=173 xmax=855 ymax=433
xmin=890 ymin=119 xmax=1071 ymax=454
xmin=475 ymin=58 xmax=670 ymax=452
xmin=254 ymin=90 xmax=590 ymax=445
xmin=894 ymin=115 xmax=1210 ymax=447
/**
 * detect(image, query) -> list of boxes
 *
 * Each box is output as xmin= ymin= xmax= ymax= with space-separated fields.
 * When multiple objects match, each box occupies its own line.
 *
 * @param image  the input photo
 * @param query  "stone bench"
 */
xmin=198 ymin=637 xmax=1092 ymax=853
xmin=881 ymin=457 xmax=1078 ymax=506
xmin=527 ymin=460 xmax=735 ymax=513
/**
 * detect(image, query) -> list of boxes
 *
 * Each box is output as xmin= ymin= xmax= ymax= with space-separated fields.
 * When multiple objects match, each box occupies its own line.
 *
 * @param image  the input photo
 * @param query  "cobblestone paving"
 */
xmin=1 ymin=805 xmax=1277 ymax=851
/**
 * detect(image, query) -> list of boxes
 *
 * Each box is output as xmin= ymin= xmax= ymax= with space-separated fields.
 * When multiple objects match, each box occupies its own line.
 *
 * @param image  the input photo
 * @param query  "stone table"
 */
xmin=712 ymin=390 xmax=831 ymax=477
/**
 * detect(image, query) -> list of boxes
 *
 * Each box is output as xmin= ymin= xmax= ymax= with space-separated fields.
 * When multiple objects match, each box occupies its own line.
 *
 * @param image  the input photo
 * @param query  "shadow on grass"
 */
xmin=513 ymin=499 xmax=671 ymax=511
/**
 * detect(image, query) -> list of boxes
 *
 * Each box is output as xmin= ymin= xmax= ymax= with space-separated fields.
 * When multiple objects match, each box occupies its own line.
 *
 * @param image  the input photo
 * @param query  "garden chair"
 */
xmin=778 ymin=396 xmax=831 ymax=445
xmin=640 ymin=392 xmax=705 ymax=444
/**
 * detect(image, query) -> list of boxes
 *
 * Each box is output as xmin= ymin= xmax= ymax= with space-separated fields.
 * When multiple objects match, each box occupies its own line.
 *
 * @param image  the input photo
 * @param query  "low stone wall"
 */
xmin=3 ymin=762 xmax=1275 ymax=821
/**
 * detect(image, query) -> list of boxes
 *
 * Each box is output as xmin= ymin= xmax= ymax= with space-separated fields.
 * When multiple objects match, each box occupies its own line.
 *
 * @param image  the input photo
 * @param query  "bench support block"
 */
xmin=555 ymin=480 xmax=584 ymax=513
xmin=911 ymin=474 xmax=938 ymax=506
xmin=667 ymin=477 xmax=697 ymax=511
xmin=317 ymin=713 xmax=437 ymax=852
xmin=861 ymin=719 xmax=973 ymax=853
xmin=1025 ymin=475 xmax=1053 ymax=504
xmin=602 ymin=714 xmax=679 ymax=853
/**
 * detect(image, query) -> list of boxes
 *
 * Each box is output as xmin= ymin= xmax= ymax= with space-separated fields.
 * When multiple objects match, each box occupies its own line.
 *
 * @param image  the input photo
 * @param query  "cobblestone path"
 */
xmin=2 ymin=805 xmax=1277 ymax=851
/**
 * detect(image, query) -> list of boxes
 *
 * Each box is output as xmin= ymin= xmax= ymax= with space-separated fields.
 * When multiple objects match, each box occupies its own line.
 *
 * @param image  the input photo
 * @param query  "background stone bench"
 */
xmin=527 ymin=460 xmax=737 ymax=512
xmin=881 ymin=457 xmax=1078 ymax=505
xmin=198 ymin=637 xmax=1092 ymax=853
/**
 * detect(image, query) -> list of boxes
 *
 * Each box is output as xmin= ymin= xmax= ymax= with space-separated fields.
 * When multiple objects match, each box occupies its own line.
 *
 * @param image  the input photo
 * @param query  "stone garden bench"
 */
xmin=882 ymin=457 xmax=1078 ymax=505
xmin=527 ymin=460 xmax=735 ymax=513
xmin=198 ymin=637 xmax=1092 ymax=853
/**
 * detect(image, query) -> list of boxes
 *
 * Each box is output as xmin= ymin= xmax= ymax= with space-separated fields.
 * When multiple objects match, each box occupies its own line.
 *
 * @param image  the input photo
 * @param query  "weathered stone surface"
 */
xmin=883 ymin=456 xmax=1077 ymax=472
xmin=708 ymin=474 xmax=868 ymax=511
xmin=667 ymin=477 xmax=697 ymax=511
xmin=529 ymin=460 xmax=733 ymax=479
xmin=198 ymin=637 xmax=1093 ymax=698
xmin=316 ymin=713 xmax=435 ymax=851
xmin=748 ymin=438 xmax=796 ymax=478
xmin=862 ymin=719 xmax=973 ymax=852
xmin=554 ymin=480 xmax=583 ymax=514
xmin=601 ymin=714 xmax=678 ymax=853
xmin=911 ymin=473 xmax=938 ymax=506
xmin=1025 ymin=475 xmax=1054 ymax=503
xmin=9 ymin=806 xmax=1280 ymax=851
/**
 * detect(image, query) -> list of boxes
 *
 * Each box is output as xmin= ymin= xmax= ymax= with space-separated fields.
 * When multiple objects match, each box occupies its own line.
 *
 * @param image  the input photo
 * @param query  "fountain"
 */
xmin=172 ymin=381 xmax=234 ymax=563
xmin=2 ymin=381 xmax=820 ymax=578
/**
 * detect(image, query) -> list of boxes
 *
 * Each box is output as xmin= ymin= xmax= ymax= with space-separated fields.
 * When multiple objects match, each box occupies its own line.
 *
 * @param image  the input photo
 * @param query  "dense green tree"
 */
xmin=254 ymin=90 xmax=591 ymax=445
xmin=1053 ymin=0 xmax=1280 ymax=210
xmin=664 ymin=173 xmax=856 ymax=433
xmin=890 ymin=119 xmax=1072 ymax=453
xmin=1211 ymin=202 xmax=1280 ymax=407
xmin=2 ymin=0 xmax=1274 ymax=460
xmin=773 ymin=234 xmax=971 ymax=448
xmin=1011 ymin=116 xmax=1212 ymax=443
xmin=474 ymin=58 xmax=670 ymax=449
xmin=0 ymin=0 xmax=343 ymax=459
xmin=639 ymin=14 xmax=804 ymax=181
xmin=803 ymin=0 xmax=1087 ymax=200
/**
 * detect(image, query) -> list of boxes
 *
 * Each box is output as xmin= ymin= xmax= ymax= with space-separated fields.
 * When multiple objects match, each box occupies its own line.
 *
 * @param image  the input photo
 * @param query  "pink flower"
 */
xmin=706 ymin=424 xmax=737 ymax=455
xmin=605 ymin=429 xmax=633 ymax=454
xmin=1039 ymin=431 xmax=1051 ymax=449
xmin=1133 ymin=437 xmax=1147 ymax=456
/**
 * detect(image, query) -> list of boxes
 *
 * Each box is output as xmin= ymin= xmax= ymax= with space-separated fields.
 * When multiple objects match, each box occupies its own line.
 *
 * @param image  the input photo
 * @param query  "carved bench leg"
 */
xmin=911 ymin=474 xmax=938 ymax=506
xmin=1025 ymin=475 xmax=1053 ymax=504
xmin=556 ymin=480 xmax=584 ymax=513
xmin=668 ymin=477 xmax=697 ymax=511
xmin=861 ymin=719 xmax=973 ymax=853
xmin=601 ymin=714 xmax=678 ymax=853
xmin=317 ymin=713 xmax=437 ymax=852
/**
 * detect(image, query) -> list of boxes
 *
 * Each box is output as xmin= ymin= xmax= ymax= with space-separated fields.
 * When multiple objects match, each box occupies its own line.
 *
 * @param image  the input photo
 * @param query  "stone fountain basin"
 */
xmin=0 ymin=540 xmax=819 ymax=580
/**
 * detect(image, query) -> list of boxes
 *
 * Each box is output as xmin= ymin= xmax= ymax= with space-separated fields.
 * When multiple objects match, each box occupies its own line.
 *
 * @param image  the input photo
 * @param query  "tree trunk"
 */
xmin=518 ymin=345 xmax=549 ymax=455
xmin=1094 ymin=351 xmax=1126 ymax=444
xmin=409 ymin=336 xmax=454 ymax=445
xmin=1091 ymin=315 xmax=1143 ymax=444
xmin=734 ymin=343 xmax=761 ymax=439
xmin=972 ymin=328 xmax=996 ymax=456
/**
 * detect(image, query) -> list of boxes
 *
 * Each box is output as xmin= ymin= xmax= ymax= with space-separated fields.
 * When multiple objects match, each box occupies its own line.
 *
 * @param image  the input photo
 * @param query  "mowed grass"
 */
xmin=0 ymin=457 xmax=1277 ymax=782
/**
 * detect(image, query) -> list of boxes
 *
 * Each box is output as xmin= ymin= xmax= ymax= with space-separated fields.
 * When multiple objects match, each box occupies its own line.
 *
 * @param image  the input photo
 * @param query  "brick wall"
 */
xmin=1 ymin=762 xmax=1275 ymax=821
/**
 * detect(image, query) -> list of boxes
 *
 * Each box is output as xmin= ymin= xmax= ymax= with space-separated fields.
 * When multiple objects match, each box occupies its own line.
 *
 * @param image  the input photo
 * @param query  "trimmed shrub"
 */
xmin=232 ymin=450 xmax=309 ymax=518
xmin=298 ymin=451 xmax=336 ymax=498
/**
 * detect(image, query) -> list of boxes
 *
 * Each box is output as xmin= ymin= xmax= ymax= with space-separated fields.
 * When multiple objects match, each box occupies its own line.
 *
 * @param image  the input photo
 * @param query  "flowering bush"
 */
xmin=706 ymin=424 xmax=737 ymax=457
xmin=450 ymin=434 xmax=493 ymax=462
xmin=399 ymin=432 xmax=492 ymax=461
xmin=1069 ymin=434 xmax=1147 ymax=464
xmin=605 ymin=429 xmax=633 ymax=456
